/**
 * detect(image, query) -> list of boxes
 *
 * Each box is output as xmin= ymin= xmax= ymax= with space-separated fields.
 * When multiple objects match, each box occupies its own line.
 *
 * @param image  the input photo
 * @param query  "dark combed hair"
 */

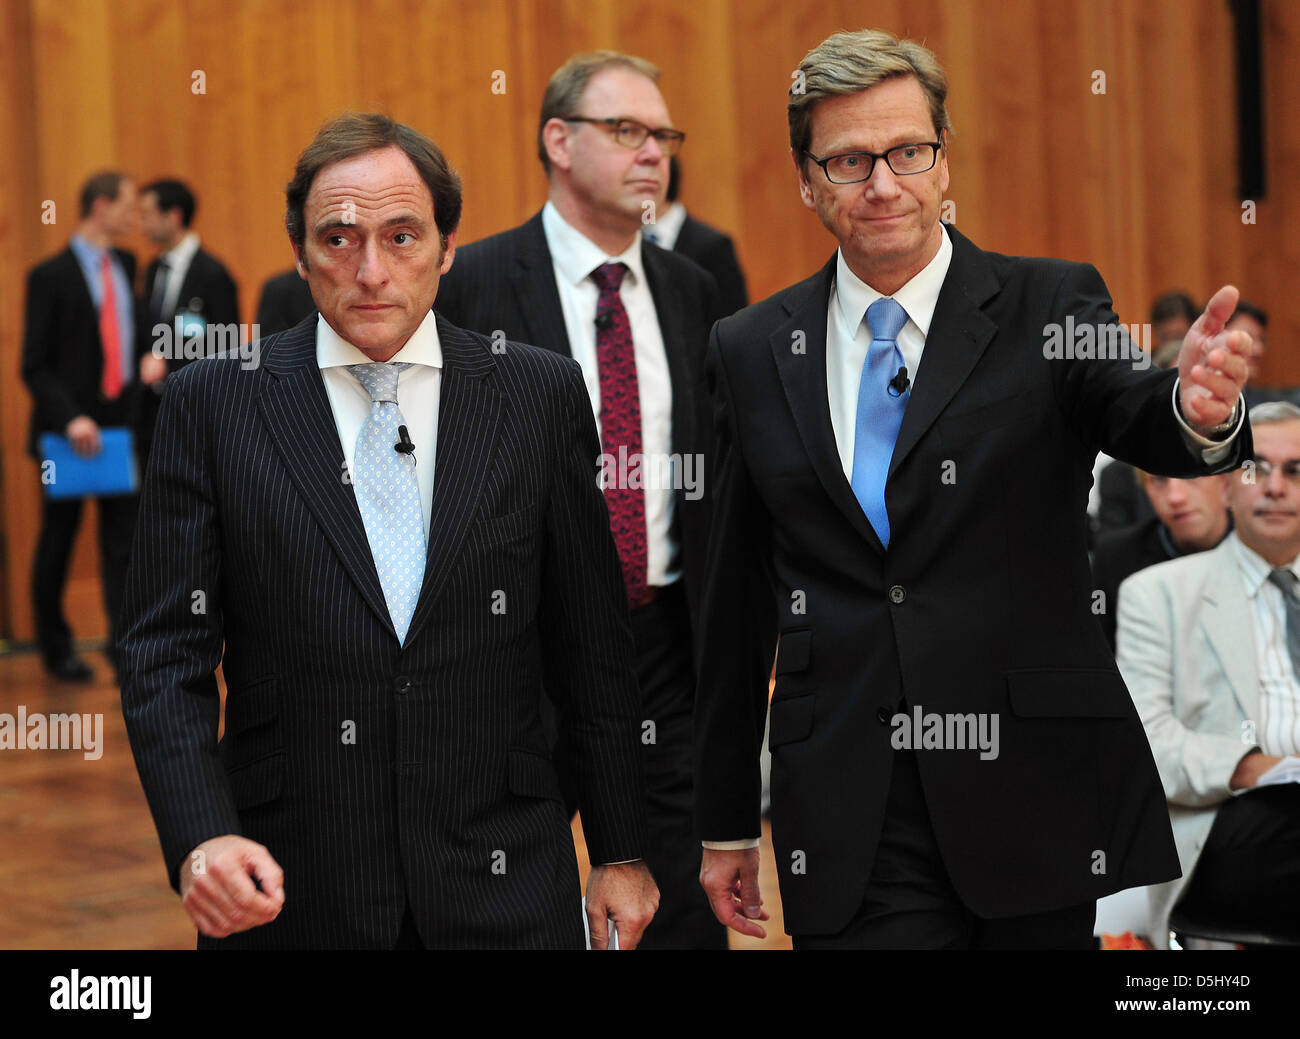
xmin=1231 ymin=299 xmax=1268 ymax=327
xmin=79 ymin=171 xmax=128 ymax=219
xmin=1149 ymin=291 xmax=1199 ymax=326
xmin=142 ymin=179 xmax=197 ymax=227
xmin=285 ymin=112 xmax=462 ymax=251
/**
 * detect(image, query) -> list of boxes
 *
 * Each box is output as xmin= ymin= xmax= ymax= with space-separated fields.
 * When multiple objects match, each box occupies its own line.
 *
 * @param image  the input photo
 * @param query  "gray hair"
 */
xmin=1249 ymin=401 xmax=1300 ymax=426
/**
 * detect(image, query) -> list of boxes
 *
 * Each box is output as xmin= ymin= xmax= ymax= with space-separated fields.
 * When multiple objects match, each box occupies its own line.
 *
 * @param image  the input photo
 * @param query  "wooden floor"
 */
xmin=0 ymin=647 xmax=790 ymax=950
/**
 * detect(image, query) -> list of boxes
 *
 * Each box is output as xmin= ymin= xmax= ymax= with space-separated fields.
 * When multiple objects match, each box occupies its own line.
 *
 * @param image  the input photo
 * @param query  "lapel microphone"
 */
xmin=594 ymin=310 xmax=613 ymax=330
xmin=394 ymin=425 xmax=416 ymax=456
xmin=888 ymin=366 xmax=910 ymax=397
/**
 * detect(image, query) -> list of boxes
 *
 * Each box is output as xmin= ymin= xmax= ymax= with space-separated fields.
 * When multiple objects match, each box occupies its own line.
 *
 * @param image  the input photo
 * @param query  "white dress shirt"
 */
xmin=317 ymin=310 xmax=442 ymax=543
xmin=1231 ymin=534 xmax=1300 ymax=758
xmin=703 ymin=223 xmax=1246 ymax=851
xmin=647 ymin=201 xmax=688 ymax=250
xmin=541 ymin=200 xmax=679 ymax=587
xmin=153 ymin=231 xmax=202 ymax=320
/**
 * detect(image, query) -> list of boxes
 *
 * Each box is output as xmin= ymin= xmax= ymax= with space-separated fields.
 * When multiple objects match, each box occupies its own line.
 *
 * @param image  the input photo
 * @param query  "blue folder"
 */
xmin=38 ymin=427 xmax=139 ymax=500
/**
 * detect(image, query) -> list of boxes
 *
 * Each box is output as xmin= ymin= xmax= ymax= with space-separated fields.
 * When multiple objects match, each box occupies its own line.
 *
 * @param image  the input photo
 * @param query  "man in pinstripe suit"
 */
xmin=119 ymin=114 xmax=659 ymax=949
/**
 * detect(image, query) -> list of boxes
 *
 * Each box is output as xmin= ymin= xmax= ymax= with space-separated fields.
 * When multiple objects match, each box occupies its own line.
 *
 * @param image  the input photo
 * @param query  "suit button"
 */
xmin=888 ymin=585 xmax=906 ymax=604
xmin=877 ymin=706 xmax=892 ymax=724
xmin=394 ymin=675 xmax=412 ymax=695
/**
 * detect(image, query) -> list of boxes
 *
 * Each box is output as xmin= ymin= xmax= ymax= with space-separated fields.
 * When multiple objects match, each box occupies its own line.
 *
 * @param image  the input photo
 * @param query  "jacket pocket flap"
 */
xmin=508 ymin=748 xmax=564 ymax=802
xmin=227 ymin=751 xmax=284 ymax=809
xmin=775 ymin=629 xmax=812 ymax=674
xmin=768 ymin=693 xmax=815 ymax=747
xmin=1006 ymin=668 xmax=1132 ymax=718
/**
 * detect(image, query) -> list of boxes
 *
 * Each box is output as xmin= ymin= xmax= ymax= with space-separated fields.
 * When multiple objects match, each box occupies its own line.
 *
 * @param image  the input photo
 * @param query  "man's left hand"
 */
xmin=1177 ymin=284 xmax=1253 ymax=434
xmin=585 ymin=860 xmax=659 ymax=950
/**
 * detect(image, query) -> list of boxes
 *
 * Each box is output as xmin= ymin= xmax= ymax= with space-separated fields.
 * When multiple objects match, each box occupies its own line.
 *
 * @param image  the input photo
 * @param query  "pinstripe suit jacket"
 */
xmin=119 ymin=312 xmax=648 ymax=949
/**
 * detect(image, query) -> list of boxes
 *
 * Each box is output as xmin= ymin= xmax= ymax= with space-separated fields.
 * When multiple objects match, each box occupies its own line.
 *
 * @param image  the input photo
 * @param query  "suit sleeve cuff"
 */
xmin=702 ymin=838 xmax=761 ymax=850
xmin=1172 ymin=378 xmax=1245 ymax=464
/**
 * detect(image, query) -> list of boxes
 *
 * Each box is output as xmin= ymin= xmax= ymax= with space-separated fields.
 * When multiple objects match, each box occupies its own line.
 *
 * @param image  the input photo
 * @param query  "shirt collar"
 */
xmin=1231 ymin=531 xmax=1300 ymax=598
xmin=649 ymin=201 xmax=688 ymax=249
xmin=162 ymin=230 xmax=201 ymax=267
xmin=316 ymin=308 xmax=443 ymax=372
xmin=542 ymin=200 xmax=646 ymax=290
xmin=834 ymin=222 xmax=953 ymax=339
xmin=70 ymin=233 xmax=108 ymax=263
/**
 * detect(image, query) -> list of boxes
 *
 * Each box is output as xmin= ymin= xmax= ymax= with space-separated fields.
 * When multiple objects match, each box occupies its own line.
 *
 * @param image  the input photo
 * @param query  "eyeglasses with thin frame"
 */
xmin=804 ymin=141 xmax=943 ymax=184
xmin=563 ymin=117 xmax=686 ymax=156
xmin=1250 ymin=458 xmax=1300 ymax=483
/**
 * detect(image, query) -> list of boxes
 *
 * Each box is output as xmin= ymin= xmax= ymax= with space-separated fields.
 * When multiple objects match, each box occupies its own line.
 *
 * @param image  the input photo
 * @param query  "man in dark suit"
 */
xmin=436 ymin=51 xmax=740 ymax=949
xmin=256 ymin=268 xmax=316 ymax=336
xmin=22 ymin=170 xmax=164 ymax=681
xmin=138 ymin=179 xmax=241 ymax=465
xmin=694 ymin=29 xmax=1254 ymax=950
xmin=1092 ymin=472 xmax=1230 ymax=649
xmin=119 ymin=114 xmax=658 ymax=950
xmin=648 ymin=157 xmax=749 ymax=317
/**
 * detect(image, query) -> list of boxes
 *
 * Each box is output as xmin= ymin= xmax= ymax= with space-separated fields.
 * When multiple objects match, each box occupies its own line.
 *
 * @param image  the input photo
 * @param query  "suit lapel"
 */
xmin=642 ymin=242 xmax=692 ymax=457
xmin=1201 ymin=540 xmax=1261 ymax=724
xmin=256 ymin=317 xmax=397 ymax=637
xmin=888 ymin=225 xmax=999 ymax=480
xmin=508 ymin=212 xmax=572 ymax=357
xmin=769 ymin=256 xmax=882 ymax=550
xmin=403 ymin=317 xmax=501 ymax=645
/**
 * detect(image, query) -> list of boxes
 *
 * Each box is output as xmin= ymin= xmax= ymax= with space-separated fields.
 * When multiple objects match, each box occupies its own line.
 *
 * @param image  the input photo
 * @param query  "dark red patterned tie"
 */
xmin=591 ymin=262 xmax=650 ymax=608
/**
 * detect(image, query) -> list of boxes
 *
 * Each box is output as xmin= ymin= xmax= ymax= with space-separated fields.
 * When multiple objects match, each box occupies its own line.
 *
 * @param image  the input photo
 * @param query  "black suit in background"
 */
xmin=119 ymin=314 xmax=648 ymax=949
xmin=1091 ymin=515 xmax=1230 ymax=651
xmin=672 ymin=212 xmax=749 ymax=317
xmin=255 ymin=268 xmax=316 ymax=337
xmin=1095 ymin=458 xmax=1154 ymax=536
xmin=695 ymin=223 xmax=1251 ymax=946
xmin=139 ymin=246 xmax=241 ymax=466
xmin=435 ymin=210 xmax=752 ymax=949
xmin=21 ymin=245 xmax=147 ymax=671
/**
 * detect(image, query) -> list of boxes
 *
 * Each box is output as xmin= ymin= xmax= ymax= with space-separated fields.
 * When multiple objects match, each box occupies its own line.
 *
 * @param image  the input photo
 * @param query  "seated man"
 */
xmin=1117 ymin=401 xmax=1300 ymax=947
xmin=1092 ymin=470 xmax=1230 ymax=649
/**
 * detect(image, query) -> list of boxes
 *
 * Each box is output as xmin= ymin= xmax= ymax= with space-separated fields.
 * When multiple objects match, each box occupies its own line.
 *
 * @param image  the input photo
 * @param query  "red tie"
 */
xmin=99 ymin=252 xmax=123 ymax=400
xmin=591 ymin=262 xmax=650 ymax=609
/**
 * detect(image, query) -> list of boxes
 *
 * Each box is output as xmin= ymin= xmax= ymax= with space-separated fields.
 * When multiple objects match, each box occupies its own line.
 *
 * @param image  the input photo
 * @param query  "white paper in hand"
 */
xmin=1253 ymin=755 xmax=1300 ymax=788
xmin=580 ymin=895 xmax=619 ymax=950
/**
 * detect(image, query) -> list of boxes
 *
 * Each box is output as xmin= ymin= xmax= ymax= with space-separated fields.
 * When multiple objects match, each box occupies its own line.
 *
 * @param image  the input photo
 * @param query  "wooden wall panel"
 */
xmin=2 ymin=0 xmax=1297 ymax=641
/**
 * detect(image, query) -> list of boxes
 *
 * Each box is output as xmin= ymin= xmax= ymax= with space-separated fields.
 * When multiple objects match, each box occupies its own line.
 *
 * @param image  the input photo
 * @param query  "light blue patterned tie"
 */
xmin=850 ymin=297 xmax=910 ymax=547
xmin=348 ymin=362 xmax=425 ymax=643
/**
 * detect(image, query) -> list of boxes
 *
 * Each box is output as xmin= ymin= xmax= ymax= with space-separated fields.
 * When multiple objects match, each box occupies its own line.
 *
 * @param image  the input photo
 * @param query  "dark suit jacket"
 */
xmin=256 ymin=269 xmax=316 ymax=337
xmin=143 ymin=245 xmax=241 ymax=372
xmin=673 ymin=213 xmax=749 ymax=317
xmin=118 ymin=313 xmax=648 ymax=949
xmin=22 ymin=245 xmax=146 ymax=456
xmin=434 ymin=209 xmax=722 ymax=634
xmin=1091 ymin=515 xmax=1231 ymax=650
xmin=694 ymin=223 xmax=1252 ymax=936
xmin=1096 ymin=458 xmax=1154 ymax=536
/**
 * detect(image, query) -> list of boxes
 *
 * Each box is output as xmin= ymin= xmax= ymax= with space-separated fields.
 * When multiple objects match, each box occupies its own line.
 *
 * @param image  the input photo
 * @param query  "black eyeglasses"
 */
xmin=563 ymin=117 xmax=686 ymax=155
xmin=804 ymin=141 xmax=942 ymax=184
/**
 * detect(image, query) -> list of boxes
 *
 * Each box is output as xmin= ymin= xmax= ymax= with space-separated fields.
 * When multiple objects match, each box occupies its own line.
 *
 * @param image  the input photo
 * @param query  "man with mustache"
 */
xmin=1118 ymin=402 xmax=1300 ymax=947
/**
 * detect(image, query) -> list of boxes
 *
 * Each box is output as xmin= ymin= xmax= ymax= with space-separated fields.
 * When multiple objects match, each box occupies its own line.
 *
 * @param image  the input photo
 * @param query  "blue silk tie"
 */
xmin=850 ymin=297 xmax=910 ymax=547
